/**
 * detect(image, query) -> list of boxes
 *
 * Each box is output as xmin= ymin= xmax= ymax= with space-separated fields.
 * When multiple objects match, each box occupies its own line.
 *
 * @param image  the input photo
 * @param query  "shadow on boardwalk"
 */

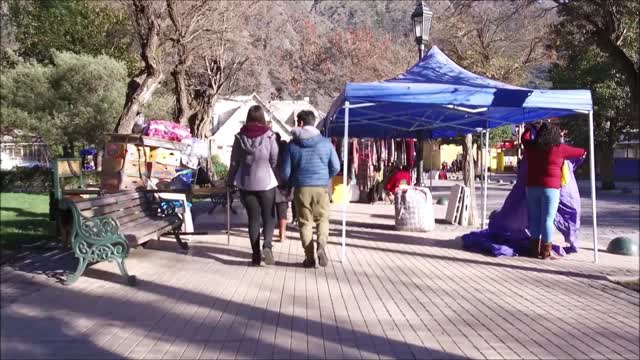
xmin=2 ymin=266 xmax=462 ymax=360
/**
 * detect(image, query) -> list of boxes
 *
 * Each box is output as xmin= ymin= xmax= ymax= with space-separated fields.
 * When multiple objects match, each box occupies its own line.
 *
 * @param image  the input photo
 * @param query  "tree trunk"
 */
xmin=462 ymin=133 xmax=478 ymax=226
xmin=598 ymin=144 xmax=616 ymax=190
xmin=114 ymin=0 xmax=164 ymax=134
xmin=172 ymin=57 xmax=196 ymax=126
xmin=115 ymin=72 xmax=163 ymax=133
xmin=62 ymin=144 xmax=73 ymax=157
xmin=190 ymin=93 xmax=218 ymax=139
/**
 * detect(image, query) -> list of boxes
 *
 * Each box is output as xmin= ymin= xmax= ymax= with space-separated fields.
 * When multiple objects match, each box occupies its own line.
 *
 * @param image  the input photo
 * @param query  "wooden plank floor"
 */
xmin=1 ymin=203 xmax=638 ymax=359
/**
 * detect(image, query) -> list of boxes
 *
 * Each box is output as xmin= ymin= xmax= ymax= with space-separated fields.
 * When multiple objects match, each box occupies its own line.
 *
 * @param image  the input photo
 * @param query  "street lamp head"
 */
xmin=411 ymin=1 xmax=433 ymax=46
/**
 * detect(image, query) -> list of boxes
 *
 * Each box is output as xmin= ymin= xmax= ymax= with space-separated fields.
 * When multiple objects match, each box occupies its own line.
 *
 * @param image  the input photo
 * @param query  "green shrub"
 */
xmin=0 ymin=167 xmax=52 ymax=193
xmin=0 ymin=167 xmax=100 ymax=193
xmin=211 ymin=154 xmax=228 ymax=180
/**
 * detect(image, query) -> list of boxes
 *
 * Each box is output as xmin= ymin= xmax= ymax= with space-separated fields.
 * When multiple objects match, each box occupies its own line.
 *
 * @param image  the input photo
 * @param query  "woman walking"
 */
xmin=522 ymin=122 xmax=585 ymax=259
xmin=274 ymin=132 xmax=292 ymax=241
xmin=227 ymin=105 xmax=279 ymax=265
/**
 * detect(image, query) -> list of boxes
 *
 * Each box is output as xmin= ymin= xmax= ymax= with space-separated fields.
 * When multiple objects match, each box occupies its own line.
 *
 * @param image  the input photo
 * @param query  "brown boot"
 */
xmin=278 ymin=219 xmax=287 ymax=242
xmin=303 ymin=242 xmax=315 ymax=267
xmin=541 ymin=243 xmax=557 ymax=260
xmin=529 ymin=239 xmax=541 ymax=258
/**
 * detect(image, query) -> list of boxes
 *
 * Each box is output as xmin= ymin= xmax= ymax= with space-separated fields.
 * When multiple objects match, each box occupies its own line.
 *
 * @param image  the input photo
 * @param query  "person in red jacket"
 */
xmin=522 ymin=122 xmax=585 ymax=259
xmin=385 ymin=165 xmax=411 ymax=200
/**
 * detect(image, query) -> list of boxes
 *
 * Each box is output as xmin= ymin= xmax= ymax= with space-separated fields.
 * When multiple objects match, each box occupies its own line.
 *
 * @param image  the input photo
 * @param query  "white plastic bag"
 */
xmin=394 ymin=187 xmax=435 ymax=232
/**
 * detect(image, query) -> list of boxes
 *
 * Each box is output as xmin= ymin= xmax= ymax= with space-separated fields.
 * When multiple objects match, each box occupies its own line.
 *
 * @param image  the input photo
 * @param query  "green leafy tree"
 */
xmin=6 ymin=0 xmax=136 ymax=73
xmin=1 ymin=52 xmax=128 ymax=156
xmin=550 ymin=0 xmax=639 ymax=189
xmin=551 ymin=0 xmax=639 ymax=124
xmin=551 ymin=47 xmax=633 ymax=189
xmin=211 ymin=154 xmax=229 ymax=180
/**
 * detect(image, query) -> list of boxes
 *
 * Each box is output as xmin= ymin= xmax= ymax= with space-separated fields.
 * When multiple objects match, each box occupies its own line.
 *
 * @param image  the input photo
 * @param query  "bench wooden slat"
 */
xmin=80 ymin=197 xmax=147 ymax=218
xmin=121 ymin=216 xmax=178 ymax=235
xmin=123 ymin=218 xmax=178 ymax=246
xmin=74 ymin=191 xmax=145 ymax=210
xmin=119 ymin=214 xmax=156 ymax=233
xmin=127 ymin=219 xmax=175 ymax=238
xmin=116 ymin=210 xmax=149 ymax=227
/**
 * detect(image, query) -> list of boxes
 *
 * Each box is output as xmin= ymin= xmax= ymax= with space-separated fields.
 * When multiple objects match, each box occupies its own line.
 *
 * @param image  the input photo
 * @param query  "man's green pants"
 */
xmin=294 ymin=187 xmax=330 ymax=259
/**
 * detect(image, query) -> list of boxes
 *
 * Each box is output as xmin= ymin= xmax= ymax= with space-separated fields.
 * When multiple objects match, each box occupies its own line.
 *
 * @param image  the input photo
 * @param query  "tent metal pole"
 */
xmin=341 ymin=101 xmax=350 ymax=263
xmin=429 ymin=141 xmax=433 ymax=190
xmin=483 ymin=129 xmax=489 ymax=229
xmin=588 ymin=110 xmax=598 ymax=263
xmin=478 ymin=131 xmax=483 ymax=227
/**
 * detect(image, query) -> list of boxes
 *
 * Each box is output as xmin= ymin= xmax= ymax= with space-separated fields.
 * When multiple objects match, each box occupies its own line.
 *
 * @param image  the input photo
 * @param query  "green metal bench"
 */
xmin=61 ymin=190 xmax=186 ymax=286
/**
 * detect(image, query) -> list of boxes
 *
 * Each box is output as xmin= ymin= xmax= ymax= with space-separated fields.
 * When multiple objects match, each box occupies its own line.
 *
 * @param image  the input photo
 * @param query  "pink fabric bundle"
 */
xmin=146 ymin=120 xmax=192 ymax=142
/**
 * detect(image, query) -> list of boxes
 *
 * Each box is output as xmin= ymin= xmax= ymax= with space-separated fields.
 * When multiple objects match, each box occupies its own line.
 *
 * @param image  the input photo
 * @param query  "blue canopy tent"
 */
xmin=324 ymin=46 xmax=598 ymax=263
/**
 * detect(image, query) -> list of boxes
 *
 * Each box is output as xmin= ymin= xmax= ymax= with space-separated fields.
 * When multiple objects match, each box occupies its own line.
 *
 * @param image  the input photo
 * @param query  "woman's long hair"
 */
xmin=535 ymin=123 xmax=562 ymax=152
xmin=246 ymin=105 xmax=267 ymax=125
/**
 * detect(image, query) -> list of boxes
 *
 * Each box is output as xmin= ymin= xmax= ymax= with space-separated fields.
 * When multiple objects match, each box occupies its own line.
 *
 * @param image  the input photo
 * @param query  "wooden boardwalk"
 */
xmin=1 ymin=203 xmax=639 ymax=359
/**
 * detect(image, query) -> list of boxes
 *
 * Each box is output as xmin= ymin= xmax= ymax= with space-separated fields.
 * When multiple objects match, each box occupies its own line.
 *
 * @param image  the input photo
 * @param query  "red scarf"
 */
xmin=240 ymin=123 xmax=270 ymax=138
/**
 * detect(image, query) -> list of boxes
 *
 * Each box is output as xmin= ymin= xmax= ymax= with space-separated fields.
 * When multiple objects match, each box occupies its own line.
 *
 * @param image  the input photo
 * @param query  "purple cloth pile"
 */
xmin=462 ymin=157 xmax=583 ymax=257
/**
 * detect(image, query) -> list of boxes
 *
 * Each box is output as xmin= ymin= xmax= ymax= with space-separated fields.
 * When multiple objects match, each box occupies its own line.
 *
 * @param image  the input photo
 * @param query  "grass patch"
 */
xmin=0 ymin=192 xmax=51 ymax=251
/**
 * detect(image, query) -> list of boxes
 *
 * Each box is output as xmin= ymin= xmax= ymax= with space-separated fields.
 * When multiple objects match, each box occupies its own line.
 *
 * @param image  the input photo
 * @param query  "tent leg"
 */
xmin=341 ymin=101 xmax=350 ymax=263
xmin=483 ymin=129 xmax=489 ymax=229
xmin=588 ymin=111 xmax=598 ymax=263
xmin=429 ymin=141 xmax=433 ymax=190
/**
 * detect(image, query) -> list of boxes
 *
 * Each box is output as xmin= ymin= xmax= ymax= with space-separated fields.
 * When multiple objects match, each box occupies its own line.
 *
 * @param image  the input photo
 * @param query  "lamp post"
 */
xmin=411 ymin=0 xmax=433 ymax=186
xmin=411 ymin=0 xmax=433 ymax=59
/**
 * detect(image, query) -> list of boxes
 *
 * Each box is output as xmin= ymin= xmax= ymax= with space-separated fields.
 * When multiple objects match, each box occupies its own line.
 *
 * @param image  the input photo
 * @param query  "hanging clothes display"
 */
xmin=356 ymin=139 xmax=376 ymax=192
xmin=332 ymin=137 xmax=424 ymax=192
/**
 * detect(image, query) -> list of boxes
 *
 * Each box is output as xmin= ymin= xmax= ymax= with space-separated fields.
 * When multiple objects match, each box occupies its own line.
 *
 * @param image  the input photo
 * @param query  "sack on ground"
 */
xmin=394 ymin=187 xmax=435 ymax=232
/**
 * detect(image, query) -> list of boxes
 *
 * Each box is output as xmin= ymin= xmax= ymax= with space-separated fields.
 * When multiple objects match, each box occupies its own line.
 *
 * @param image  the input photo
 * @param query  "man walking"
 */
xmin=282 ymin=111 xmax=340 ymax=268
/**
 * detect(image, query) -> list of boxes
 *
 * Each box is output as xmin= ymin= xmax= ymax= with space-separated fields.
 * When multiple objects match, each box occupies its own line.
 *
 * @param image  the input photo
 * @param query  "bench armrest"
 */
xmin=76 ymin=215 xmax=122 ymax=241
xmin=62 ymin=199 xmax=123 ymax=242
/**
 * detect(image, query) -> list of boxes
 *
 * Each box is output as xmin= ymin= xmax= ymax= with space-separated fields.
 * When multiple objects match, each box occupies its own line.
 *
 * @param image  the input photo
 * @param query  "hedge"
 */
xmin=0 ymin=167 xmax=100 ymax=193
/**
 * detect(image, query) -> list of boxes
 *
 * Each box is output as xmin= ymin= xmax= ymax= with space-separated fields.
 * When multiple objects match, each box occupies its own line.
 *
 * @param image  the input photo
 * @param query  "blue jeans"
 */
xmin=526 ymin=186 xmax=560 ymax=244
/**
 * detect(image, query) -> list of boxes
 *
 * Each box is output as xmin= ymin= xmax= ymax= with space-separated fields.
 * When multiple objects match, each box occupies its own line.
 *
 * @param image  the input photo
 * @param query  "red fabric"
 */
xmin=240 ymin=123 xmax=270 ymax=138
xmin=406 ymin=139 xmax=415 ymax=168
xmin=385 ymin=170 xmax=411 ymax=193
xmin=522 ymin=129 xmax=586 ymax=189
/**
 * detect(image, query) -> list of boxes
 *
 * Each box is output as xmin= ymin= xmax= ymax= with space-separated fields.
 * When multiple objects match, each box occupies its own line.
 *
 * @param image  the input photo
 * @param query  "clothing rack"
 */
xmin=331 ymin=138 xmax=419 ymax=189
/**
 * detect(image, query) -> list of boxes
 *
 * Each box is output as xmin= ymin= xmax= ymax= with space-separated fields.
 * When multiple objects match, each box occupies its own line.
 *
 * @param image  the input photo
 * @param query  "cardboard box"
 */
xmin=126 ymin=144 xmax=151 ymax=161
xmin=101 ymin=173 xmax=146 ymax=191
xmin=123 ymin=159 xmax=149 ymax=178
xmin=149 ymin=163 xmax=178 ymax=180
xmin=56 ymin=159 xmax=82 ymax=178
xmin=121 ymin=176 xmax=146 ymax=191
xmin=149 ymin=148 xmax=181 ymax=166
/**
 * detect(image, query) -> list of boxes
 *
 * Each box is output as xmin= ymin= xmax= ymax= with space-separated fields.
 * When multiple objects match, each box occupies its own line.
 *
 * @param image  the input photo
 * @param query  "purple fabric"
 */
xmin=554 ymin=158 xmax=583 ymax=252
xmin=463 ymin=156 xmax=583 ymax=257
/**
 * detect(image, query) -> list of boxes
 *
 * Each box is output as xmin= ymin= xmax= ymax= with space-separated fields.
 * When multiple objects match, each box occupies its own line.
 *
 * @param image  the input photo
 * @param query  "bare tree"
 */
xmin=166 ymin=0 xmax=214 ymax=126
xmin=434 ymin=0 xmax=554 ymax=226
xmin=189 ymin=44 xmax=248 ymax=138
xmin=277 ymin=18 xmax=414 ymax=108
xmin=115 ymin=0 xmax=167 ymax=134
xmin=435 ymin=0 xmax=552 ymax=85
xmin=165 ymin=0 xmax=253 ymax=138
